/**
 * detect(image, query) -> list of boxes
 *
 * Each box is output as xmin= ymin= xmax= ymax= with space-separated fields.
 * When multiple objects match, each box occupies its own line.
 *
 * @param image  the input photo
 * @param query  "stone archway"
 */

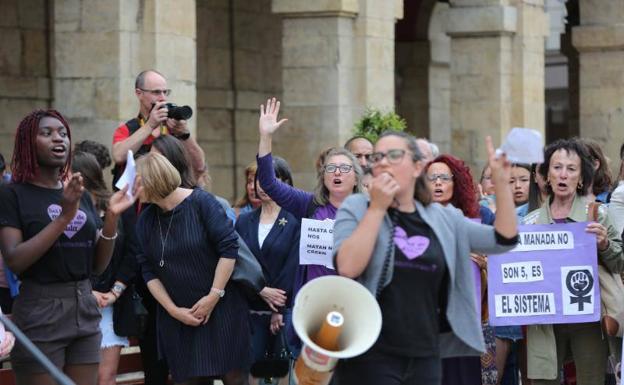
xmin=395 ymin=0 xmax=439 ymax=140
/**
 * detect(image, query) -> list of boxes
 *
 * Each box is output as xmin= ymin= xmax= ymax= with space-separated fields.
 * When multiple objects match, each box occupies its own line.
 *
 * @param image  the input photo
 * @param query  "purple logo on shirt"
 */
xmin=394 ymin=226 xmax=430 ymax=260
xmin=47 ymin=204 xmax=87 ymax=239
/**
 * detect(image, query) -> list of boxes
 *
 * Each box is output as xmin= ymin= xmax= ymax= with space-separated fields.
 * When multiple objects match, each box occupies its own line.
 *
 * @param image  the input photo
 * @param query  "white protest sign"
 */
xmin=501 ymin=261 xmax=544 ymax=283
xmin=114 ymin=150 xmax=136 ymax=198
xmin=512 ymin=230 xmax=575 ymax=252
xmin=497 ymin=127 xmax=544 ymax=164
xmin=494 ymin=292 xmax=556 ymax=317
xmin=299 ymin=218 xmax=335 ymax=269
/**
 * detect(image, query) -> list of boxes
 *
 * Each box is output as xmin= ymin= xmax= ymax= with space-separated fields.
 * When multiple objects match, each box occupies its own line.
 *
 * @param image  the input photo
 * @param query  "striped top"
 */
xmin=136 ymin=189 xmax=251 ymax=381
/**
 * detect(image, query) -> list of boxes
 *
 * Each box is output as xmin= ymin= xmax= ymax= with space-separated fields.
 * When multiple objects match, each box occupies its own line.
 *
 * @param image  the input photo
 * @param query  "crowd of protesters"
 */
xmin=0 ymin=69 xmax=623 ymax=385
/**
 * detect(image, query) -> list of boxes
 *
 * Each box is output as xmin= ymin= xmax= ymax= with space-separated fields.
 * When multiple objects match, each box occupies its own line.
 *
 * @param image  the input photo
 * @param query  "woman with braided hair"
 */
xmin=0 ymin=110 xmax=138 ymax=385
xmin=333 ymin=132 xmax=518 ymax=385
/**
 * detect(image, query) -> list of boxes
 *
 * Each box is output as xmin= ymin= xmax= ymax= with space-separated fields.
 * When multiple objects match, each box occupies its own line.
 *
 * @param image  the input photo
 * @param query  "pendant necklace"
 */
xmin=157 ymin=206 xmax=176 ymax=267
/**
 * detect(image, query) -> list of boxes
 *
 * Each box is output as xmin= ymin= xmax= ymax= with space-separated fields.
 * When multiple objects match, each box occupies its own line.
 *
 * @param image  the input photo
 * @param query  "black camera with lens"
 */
xmin=163 ymin=103 xmax=193 ymax=121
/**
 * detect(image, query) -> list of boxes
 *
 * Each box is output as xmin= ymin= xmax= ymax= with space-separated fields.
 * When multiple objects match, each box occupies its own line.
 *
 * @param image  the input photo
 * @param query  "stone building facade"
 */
xmin=0 ymin=0 xmax=621 ymax=201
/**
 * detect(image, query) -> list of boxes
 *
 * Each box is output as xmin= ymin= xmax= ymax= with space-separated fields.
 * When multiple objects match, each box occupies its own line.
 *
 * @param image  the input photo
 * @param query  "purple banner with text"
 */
xmin=488 ymin=222 xmax=600 ymax=326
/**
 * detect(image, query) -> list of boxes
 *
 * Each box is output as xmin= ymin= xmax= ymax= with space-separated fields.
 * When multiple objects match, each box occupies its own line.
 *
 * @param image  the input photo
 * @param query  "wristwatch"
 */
xmin=111 ymin=283 xmax=125 ymax=297
xmin=210 ymin=287 xmax=225 ymax=298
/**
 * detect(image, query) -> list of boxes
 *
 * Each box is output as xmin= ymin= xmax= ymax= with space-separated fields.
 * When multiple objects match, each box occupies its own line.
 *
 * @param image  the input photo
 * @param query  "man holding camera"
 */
xmin=112 ymin=69 xmax=205 ymax=184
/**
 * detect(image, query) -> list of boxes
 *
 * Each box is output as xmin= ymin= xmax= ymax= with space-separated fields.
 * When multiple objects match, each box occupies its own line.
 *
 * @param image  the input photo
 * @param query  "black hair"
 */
xmin=272 ymin=156 xmax=294 ymax=187
xmin=72 ymin=151 xmax=111 ymax=212
xmin=151 ymin=135 xmax=196 ymax=188
xmin=74 ymin=140 xmax=112 ymax=169
xmin=254 ymin=155 xmax=294 ymax=198
xmin=580 ymin=138 xmax=612 ymax=196
xmin=528 ymin=164 xmax=544 ymax=212
xmin=0 ymin=152 xmax=5 ymax=173
xmin=512 ymin=163 xmax=531 ymax=172
xmin=538 ymin=138 xmax=594 ymax=197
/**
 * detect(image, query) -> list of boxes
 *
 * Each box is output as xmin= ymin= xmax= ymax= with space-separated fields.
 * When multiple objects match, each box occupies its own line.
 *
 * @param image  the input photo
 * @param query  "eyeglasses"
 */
xmin=139 ymin=88 xmax=172 ymax=96
xmin=369 ymin=149 xmax=410 ymax=165
xmin=324 ymin=164 xmax=353 ymax=173
xmin=353 ymin=153 xmax=371 ymax=161
xmin=426 ymin=173 xmax=454 ymax=183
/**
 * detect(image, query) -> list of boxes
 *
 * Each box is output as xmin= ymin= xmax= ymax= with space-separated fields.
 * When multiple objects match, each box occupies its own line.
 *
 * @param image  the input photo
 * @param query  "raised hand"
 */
xmin=60 ymin=172 xmax=84 ymax=222
xmin=486 ymin=136 xmax=512 ymax=187
xmin=259 ymin=97 xmax=288 ymax=137
xmin=108 ymin=183 xmax=141 ymax=216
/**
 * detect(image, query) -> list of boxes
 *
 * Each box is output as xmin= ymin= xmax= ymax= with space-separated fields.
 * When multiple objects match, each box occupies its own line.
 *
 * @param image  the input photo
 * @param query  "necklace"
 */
xmin=156 ymin=207 xmax=176 ymax=267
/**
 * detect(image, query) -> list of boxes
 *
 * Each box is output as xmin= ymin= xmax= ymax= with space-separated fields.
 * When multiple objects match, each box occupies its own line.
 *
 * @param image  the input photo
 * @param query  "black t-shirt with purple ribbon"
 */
xmin=376 ymin=208 xmax=448 ymax=357
xmin=0 ymin=183 xmax=101 ymax=284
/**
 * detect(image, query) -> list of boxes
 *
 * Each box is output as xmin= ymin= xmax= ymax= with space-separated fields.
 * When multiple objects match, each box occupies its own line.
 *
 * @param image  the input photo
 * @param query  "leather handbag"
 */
xmin=200 ymin=194 xmax=266 ymax=293
xmin=588 ymin=202 xmax=624 ymax=337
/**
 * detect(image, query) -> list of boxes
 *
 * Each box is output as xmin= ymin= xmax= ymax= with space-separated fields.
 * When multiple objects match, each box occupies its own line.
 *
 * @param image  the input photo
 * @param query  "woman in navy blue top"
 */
xmin=135 ymin=152 xmax=250 ymax=384
xmin=235 ymin=156 xmax=300 ymax=368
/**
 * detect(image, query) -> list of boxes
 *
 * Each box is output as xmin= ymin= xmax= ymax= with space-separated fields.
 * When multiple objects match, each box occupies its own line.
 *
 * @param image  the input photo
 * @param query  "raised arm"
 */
xmin=258 ymin=97 xmax=288 ymax=157
xmin=486 ymin=136 xmax=518 ymax=239
xmin=256 ymin=153 xmax=314 ymax=218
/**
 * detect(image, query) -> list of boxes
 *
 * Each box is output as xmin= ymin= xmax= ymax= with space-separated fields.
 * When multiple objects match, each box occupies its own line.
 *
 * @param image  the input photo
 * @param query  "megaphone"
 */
xmin=292 ymin=275 xmax=382 ymax=385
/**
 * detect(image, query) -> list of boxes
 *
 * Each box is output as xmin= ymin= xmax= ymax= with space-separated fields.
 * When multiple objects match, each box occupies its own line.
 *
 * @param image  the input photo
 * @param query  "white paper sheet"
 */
xmin=114 ymin=150 xmax=136 ymax=198
xmin=497 ymin=127 xmax=544 ymax=164
xmin=299 ymin=218 xmax=335 ymax=269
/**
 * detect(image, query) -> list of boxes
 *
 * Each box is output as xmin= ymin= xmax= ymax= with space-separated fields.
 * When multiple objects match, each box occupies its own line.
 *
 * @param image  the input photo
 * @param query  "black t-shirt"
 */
xmin=0 ymin=183 xmax=101 ymax=284
xmin=376 ymin=208 xmax=448 ymax=357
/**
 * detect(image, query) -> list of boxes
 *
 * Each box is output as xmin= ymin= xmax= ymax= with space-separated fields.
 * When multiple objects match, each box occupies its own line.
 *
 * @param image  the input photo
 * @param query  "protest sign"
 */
xmin=488 ymin=222 xmax=600 ymax=326
xmin=299 ymin=218 xmax=335 ymax=269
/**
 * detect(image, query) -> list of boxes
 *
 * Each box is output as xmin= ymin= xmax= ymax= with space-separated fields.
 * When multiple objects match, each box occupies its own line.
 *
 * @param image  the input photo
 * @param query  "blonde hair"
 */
xmin=136 ymin=152 xmax=181 ymax=202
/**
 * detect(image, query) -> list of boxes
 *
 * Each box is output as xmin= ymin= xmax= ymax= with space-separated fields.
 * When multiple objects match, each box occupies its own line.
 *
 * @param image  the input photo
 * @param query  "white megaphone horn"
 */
xmin=292 ymin=275 xmax=382 ymax=385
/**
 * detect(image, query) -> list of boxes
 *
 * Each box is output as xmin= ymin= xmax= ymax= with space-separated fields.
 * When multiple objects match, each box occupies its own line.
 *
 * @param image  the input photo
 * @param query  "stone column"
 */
xmin=196 ymin=0 xmax=283 ymax=202
xmin=448 ymin=1 xmax=517 ymax=171
xmin=272 ymin=0 xmax=402 ymax=190
xmin=448 ymin=1 xmax=547 ymax=171
xmin=52 ymin=0 xmax=196 ymax=148
xmin=0 ymin=0 xmax=51 ymax=157
xmin=510 ymin=0 xmax=547 ymax=134
xmin=428 ymin=2 xmax=452 ymax=153
xmin=573 ymin=1 xmax=624 ymax=168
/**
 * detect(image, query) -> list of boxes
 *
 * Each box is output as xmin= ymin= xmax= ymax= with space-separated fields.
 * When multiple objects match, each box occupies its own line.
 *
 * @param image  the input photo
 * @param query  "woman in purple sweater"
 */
xmin=256 ymin=98 xmax=363 ymax=289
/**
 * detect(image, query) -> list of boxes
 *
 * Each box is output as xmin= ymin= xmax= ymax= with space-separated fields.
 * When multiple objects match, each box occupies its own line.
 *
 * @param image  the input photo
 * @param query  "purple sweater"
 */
xmin=256 ymin=153 xmax=337 ymax=286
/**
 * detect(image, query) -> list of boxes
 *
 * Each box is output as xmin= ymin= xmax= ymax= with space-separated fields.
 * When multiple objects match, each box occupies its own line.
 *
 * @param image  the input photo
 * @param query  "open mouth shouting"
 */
xmin=51 ymin=144 xmax=67 ymax=158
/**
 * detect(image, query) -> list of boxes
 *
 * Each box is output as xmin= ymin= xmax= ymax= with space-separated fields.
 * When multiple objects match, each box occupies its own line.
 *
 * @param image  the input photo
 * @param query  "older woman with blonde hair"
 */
xmin=135 ymin=152 xmax=251 ymax=385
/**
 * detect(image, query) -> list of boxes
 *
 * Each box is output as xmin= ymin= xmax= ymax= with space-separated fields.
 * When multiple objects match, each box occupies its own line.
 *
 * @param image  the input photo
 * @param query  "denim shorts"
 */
xmin=494 ymin=325 xmax=523 ymax=341
xmin=100 ymin=305 xmax=129 ymax=349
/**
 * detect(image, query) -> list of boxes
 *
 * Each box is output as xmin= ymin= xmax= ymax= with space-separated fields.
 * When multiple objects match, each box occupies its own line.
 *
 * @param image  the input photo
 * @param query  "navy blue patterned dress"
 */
xmin=136 ymin=189 xmax=251 ymax=382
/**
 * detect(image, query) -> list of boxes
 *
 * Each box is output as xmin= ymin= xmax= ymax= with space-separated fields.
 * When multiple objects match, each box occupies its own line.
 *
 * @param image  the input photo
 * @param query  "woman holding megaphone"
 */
xmin=333 ymin=132 xmax=519 ymax=385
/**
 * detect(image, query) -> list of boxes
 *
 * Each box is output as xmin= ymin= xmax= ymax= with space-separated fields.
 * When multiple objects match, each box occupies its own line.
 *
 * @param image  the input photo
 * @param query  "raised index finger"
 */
xmin=485 ymin=136 xmax=495 ymax=160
